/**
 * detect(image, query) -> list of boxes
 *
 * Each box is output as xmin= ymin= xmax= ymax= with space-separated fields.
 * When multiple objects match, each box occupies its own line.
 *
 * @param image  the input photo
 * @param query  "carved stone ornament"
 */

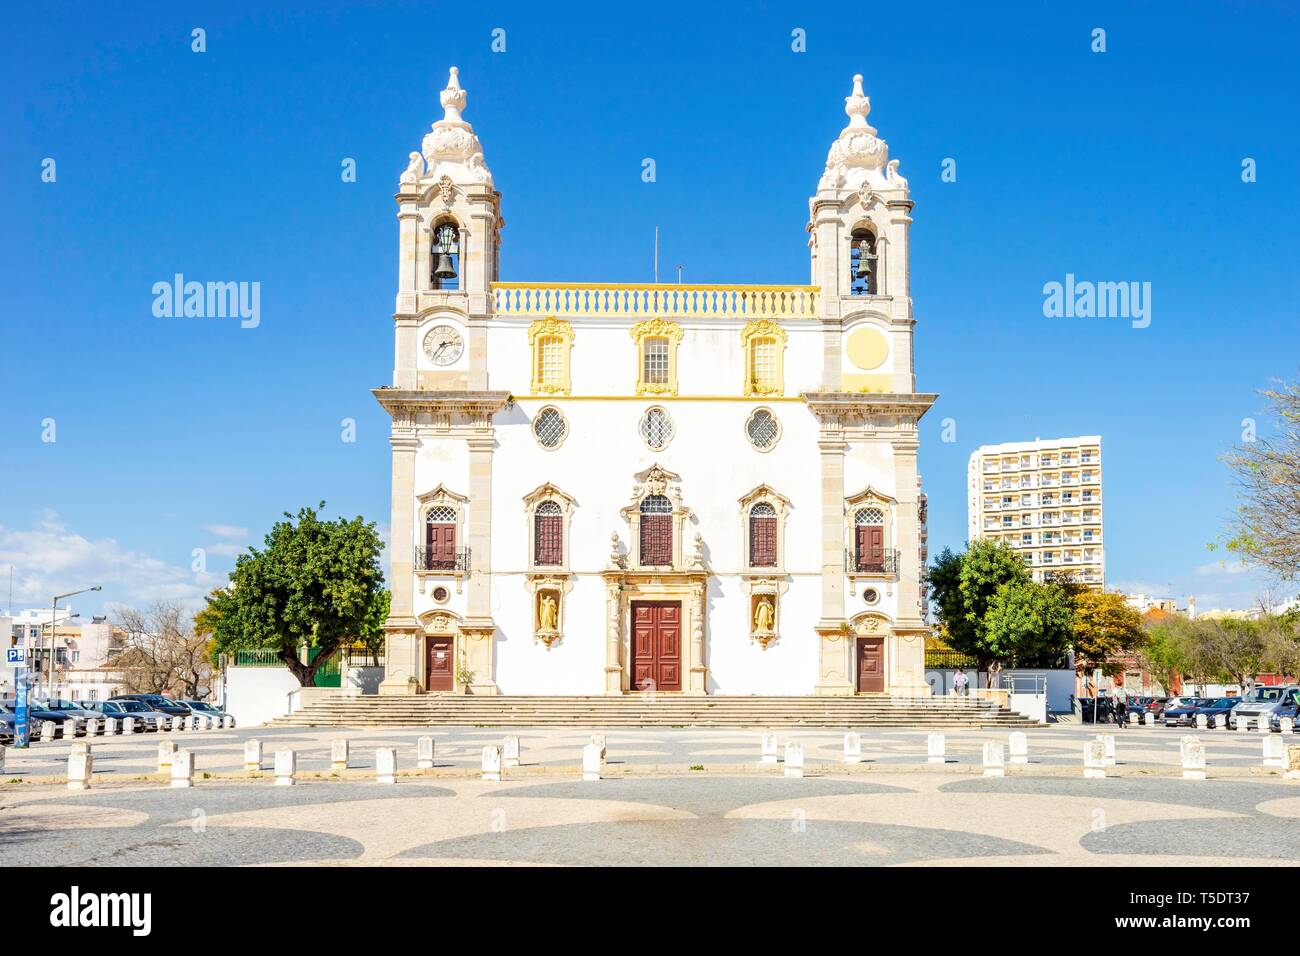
xmin=857 ymin=181 xmax=874 ymax=208
xmin=401 ymin=151 xmax=425 ymax=184
xmin=437 ymin=174 xmax=456 ymax=204
xmin=818 ymin=74 xmax=895 ymax=193
xmin=420 ymin=66 xmax=494 ymax=187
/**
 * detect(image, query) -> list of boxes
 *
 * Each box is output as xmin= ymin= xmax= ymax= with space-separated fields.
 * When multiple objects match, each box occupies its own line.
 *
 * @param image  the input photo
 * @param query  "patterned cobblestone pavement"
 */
xmin=3 ymin=725 xmax=1298 ymax=866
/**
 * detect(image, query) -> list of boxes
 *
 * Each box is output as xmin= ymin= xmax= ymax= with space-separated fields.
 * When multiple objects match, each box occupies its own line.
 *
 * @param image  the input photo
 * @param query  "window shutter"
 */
xmin=640 ymin=514 xmax=672 ymax=566
xmin=750 ymin=515 xmax=777 ymax=567
xmin=534 ymin=513 xmax=563 ymax=565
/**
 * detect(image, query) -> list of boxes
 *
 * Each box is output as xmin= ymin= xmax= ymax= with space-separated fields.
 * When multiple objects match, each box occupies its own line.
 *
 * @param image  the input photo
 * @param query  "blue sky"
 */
xmin=2 ymin=0 xmax=1297 ymax=617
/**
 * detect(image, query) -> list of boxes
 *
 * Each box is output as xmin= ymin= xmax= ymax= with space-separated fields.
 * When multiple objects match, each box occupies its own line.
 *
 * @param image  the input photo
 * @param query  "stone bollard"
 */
xmin=482 ymin=746 xmax=502 ymax=782
xmin=170 ymin=717 xmax=182 ymax=733
xmin=1143 ymin=712 xmax=1155 ymax=727
xmin=1236 ymin=716 xmax=1251 ymax=733
xmin=1097 ymin=733 xmax=1116 ymax=767
xmin=927 ymin=733 xmax=946 ymax=765
xmin=582 ymin=743 xmax=603 ymax=781
xmin=1259 ymin=717 xmax=1271 ymax=735
xmin=67 ymin=750 xmax=93 ymax=790
xmin=0 ymin=744 xmax=5 ymax=773
xmin=223 ymin=715 xmax=235 ymax=729
xmin=760 ymin=732 xmax=778 ymax=765
xmin=106 ymin=718 xmax=120 ymax=736
xmin=503 ymin=735 xmax=521 ymax=769
xmin=40 ymin=721 xmax=56 ymax=742
xmin=1008 ymin=731 xmax=1028 ymax=765
xmin=591 ymin=734 xmax=607 ymax=761
xmin=1084 ymin=739 xmax=1107 ymax=778
xmin=244 ymin=739 xmax=263 ymax=772
xmin=274 ymin=750 xmax=296 ymax=786
xmin=1263 ymin=735 xmax=1285 ymax=768
xmin=171 ymin=749 xmax=194 ymax=788
xmin=122 ymin=717 xmax=135 ymax=735
xmin=85 ymin=718 xmax=99 ymax=737
xmin=417 ymin=736 xmax=435 ymax=770
xmin=784 ymin=742 xmax=804 ymax=778
xmin=158 ymin=740 xmax=177 ymax=772
xmin=1195 ymin=713 xmax=1207 ymax=730
xmin=1181 ymin=736 xmax=1206 ymax=780
xmin=331 ymin=738 xmax=349 ymax=771
xmin=375 ymin=747 xmax=397 ymax=784
xmin=843 ymin=732 xmax=863 ymax=764
xmin=187 ymin=716 xmax=199 ymax=732
xmin=1281 ymin=717 xmax=1295 ymax=735
xmin=983 ymin=742 xmax=1006 ymax=777
xmin=1286 ymin=747 xmax=1300 ymax=780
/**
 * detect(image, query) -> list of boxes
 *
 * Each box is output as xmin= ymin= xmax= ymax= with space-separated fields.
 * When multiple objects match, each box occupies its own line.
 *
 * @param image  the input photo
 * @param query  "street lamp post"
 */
xmin=43 ymin=586 xmax=101 ymax=702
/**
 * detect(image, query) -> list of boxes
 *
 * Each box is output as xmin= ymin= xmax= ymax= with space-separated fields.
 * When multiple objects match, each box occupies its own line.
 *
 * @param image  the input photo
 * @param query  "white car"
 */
xmin=180 ymin=699 xmax=234 ymax=728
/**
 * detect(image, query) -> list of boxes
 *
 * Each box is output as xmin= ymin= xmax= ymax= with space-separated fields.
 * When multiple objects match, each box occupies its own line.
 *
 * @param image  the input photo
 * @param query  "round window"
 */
xmin=533 ymin=406 xmax=568 ymax=449
xmin=639 ymin=407 xmax=675 ymax=450
xmin=432 ymin=586 xmax=451 ymax=604
xmin=746 ymin=408 xmax=780 ymax=450
xmin=862 ymin=587 xmax=880 ymax=605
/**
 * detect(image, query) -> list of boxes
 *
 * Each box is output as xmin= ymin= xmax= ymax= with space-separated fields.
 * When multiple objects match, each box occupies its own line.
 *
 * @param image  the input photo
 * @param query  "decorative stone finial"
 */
xmin=417 ymin=65 xmax=493 ymax=188
xmin=845 ymin=74 xmax=872 ymax=129
xmin=817 ymin=73 xmax=898 ymax=194
xmin=440 ymin=66 xmax=467 ymax=123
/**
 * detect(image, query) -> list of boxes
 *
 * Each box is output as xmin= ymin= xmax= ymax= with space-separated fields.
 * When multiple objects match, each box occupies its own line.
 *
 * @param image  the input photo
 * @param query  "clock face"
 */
xmin=423 ymin=325 xmax=464 ymax=366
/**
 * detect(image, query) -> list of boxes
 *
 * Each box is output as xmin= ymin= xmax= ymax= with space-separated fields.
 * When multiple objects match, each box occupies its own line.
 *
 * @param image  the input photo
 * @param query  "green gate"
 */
xmin=308 ymin=647 xmax=342 ymax=688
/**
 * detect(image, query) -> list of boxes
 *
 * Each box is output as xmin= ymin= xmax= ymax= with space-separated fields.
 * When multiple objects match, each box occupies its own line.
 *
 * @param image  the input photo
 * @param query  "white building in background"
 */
xmin=966 ymin=436 xmax=1105 ymax=589
xmin=374 ymin=69 xmax=935 ymax=698
xmin=2 ymin=608 xmax=125 ymax=699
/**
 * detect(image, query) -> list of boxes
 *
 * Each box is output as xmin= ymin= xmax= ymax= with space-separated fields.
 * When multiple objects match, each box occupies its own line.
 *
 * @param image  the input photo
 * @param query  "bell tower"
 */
xmin=808 ymin=74 xmax=914 ymax=394
xmin=391 ymin=66 xmax=503 ymax=391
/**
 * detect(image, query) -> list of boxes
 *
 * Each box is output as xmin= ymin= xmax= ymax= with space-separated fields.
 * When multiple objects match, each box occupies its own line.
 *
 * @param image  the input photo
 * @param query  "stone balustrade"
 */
xmin=491 ymin=283 xmax=820 ymax=320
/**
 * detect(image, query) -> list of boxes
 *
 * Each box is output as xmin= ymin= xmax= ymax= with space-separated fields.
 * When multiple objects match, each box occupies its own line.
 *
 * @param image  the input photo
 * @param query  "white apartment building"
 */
xmin=1 ymin=607 xmax=125 ymax=700
xmin=966 ymin=436 xmax=1104 ymax=589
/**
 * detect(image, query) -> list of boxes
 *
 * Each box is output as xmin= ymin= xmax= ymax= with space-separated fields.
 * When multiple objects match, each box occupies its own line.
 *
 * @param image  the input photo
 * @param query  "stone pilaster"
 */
xmin=688 ymin=584 xmax=707 ymax=695
xmin=891 ymin=439 xmax=929 ymax=696
xmin=814 ymin=425 xmax=853 ymax=696
xmin=603 ymin=580 xmax=623 ymax=695
xmin=379 ymin=430 xmax=421 ymax=696
xmin=462 ymin=431 xmax=499 ymax=694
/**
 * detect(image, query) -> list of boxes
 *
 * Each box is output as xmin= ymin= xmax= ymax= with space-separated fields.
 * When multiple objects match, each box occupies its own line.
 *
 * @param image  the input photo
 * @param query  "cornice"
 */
xmin=372 ymin=388 xmax=513 ymax=420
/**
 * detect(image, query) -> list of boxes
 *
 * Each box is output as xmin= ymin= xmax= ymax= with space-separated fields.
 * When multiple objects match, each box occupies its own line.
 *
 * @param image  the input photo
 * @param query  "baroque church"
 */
xmin=375 ymin=68 xmax=935 ymax=698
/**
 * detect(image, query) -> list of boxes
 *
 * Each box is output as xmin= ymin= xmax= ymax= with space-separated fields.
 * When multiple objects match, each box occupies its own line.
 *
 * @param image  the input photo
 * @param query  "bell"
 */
xmin=854 ymin=240 xmax=876 ymax=279
xmin=433 ymin=253 xmax=457 ymax=281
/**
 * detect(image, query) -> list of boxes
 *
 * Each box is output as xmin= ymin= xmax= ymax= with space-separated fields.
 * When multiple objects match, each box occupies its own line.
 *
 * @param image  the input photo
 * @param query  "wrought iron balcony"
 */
xmin=414 ymin=546 xmax=471 ymax=573
xmin=845 ymin=548 xmax=900 ymax=575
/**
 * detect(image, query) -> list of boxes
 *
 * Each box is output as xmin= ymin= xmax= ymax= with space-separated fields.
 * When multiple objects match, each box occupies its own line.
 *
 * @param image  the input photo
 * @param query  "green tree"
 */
xmin=1071 ymin=591 xmax=1147 ymax=676
xmin=984 ymin=580 xmax=1075 ymax=667
xmin=1138 ymin=614 xmax=1195 ymax=693
xmin=207 ymin=503 xmax=386 ymax=686
xmin=928 ymin=540 xmax=1031 ymax=665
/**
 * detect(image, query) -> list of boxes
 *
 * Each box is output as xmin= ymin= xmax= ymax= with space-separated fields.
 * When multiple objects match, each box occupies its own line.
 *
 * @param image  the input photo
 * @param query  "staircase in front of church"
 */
xmin=269 ymin=694 xmax=1037 ymax=728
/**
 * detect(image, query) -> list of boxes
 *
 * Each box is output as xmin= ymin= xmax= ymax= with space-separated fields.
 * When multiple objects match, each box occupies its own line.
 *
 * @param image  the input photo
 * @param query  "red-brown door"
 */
xmin=631 ymin=601 xmax=682 ymax=692
xmin=856 ymin=637 xmax=885 ymax=693
xmin=426 ymin=523 xmax=456 ymax=569
xmin=426 ymin=636 xmax=454 ymax=691
xmin=856 ymin=524 xmax=885 ymax=571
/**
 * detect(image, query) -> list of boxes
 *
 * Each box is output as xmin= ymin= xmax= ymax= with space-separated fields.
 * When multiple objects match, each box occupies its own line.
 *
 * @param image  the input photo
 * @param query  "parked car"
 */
xmin=1227 ymin=685 xmax=1300 ymax=730
xmin=0 ymin=704 xmax=15 ymax=742
xmin=1163 ymin=698 xmax=1212 ymax=728
xmin=0 ymin=698 xmax=84 ymax=737
xmin=111 ymin=693 xmax=191 ymax=719
xmin=76 ymin=700 xmax=129 ymax=733
xmin=1080 ymin=697 xmax=1115 ymax=723
xmin=102 ymin=698 xmax=171 ymax=731
xmin=179 ymin=700 xmax=233 ymax=727
xmin=1126 ymin=696 xmax=1170 ymax=719
xmin=1197 ymin=697 xmax=1241 ymax=729
xmin=36 ymin=698 xmax=103 ymax=722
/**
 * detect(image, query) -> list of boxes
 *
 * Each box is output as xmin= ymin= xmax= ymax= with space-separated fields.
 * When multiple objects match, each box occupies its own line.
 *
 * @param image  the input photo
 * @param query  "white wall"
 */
xmin=225 ymin=666 xmax=301 ymax=727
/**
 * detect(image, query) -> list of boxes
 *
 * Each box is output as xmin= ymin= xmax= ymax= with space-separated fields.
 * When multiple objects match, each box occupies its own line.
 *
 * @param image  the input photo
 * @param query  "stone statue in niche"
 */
xmin=752 ymin=596 xmax=777 ymax=649
xmin=538 ymin=592 xmax=558 ymax=631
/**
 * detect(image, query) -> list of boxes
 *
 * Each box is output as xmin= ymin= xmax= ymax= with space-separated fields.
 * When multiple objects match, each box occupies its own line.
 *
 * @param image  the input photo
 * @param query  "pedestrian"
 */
xmin=953 ymin=667 xmax=968 ymax=697
xmin=1114 ymin=692 xmax=1128 ymax=729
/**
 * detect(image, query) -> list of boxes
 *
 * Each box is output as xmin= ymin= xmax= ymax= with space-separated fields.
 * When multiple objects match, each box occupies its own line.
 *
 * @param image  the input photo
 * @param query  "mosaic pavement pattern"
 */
xmin=3 ymin=725 xmax=1299 ymax=866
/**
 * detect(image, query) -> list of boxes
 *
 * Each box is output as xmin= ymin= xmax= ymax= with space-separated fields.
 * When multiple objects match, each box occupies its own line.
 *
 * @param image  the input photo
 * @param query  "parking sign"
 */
xmin=5 ymin=648 xmax=22 ymax=666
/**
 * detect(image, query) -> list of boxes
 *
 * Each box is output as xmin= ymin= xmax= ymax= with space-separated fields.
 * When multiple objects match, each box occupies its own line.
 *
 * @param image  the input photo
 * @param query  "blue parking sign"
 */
xmin=5 ymin=648 xmax=21 ymax=665
xmin=14 ymin=671 xmax=30 ymax=748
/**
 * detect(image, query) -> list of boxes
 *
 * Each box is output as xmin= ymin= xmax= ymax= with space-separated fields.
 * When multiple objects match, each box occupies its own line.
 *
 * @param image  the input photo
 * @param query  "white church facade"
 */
xmin=375 ymin=68 xmax=936 ymax=698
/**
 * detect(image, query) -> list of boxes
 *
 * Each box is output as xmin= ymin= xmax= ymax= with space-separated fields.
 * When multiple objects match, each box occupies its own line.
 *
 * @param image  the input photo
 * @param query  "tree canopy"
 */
xmin=206 ymin=503 xmax=386 ymax=686
xmin=1223 ymin=377 xmax=1300 ymax=579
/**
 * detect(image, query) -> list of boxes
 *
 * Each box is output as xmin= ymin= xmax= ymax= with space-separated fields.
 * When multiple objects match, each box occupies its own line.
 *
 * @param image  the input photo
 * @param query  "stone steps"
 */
xmin=270 ymin=695 xmax=1037 ymax=728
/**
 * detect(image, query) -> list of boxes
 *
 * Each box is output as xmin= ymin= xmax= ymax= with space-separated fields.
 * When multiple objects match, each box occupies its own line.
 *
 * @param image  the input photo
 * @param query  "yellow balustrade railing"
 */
xmin=491 ymin=283 xmax=820 ymax=319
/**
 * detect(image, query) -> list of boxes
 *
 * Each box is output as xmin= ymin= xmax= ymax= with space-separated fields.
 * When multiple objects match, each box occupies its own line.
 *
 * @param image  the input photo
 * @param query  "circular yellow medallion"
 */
xmin=846 ymin=327 xmax=889 ymax=370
